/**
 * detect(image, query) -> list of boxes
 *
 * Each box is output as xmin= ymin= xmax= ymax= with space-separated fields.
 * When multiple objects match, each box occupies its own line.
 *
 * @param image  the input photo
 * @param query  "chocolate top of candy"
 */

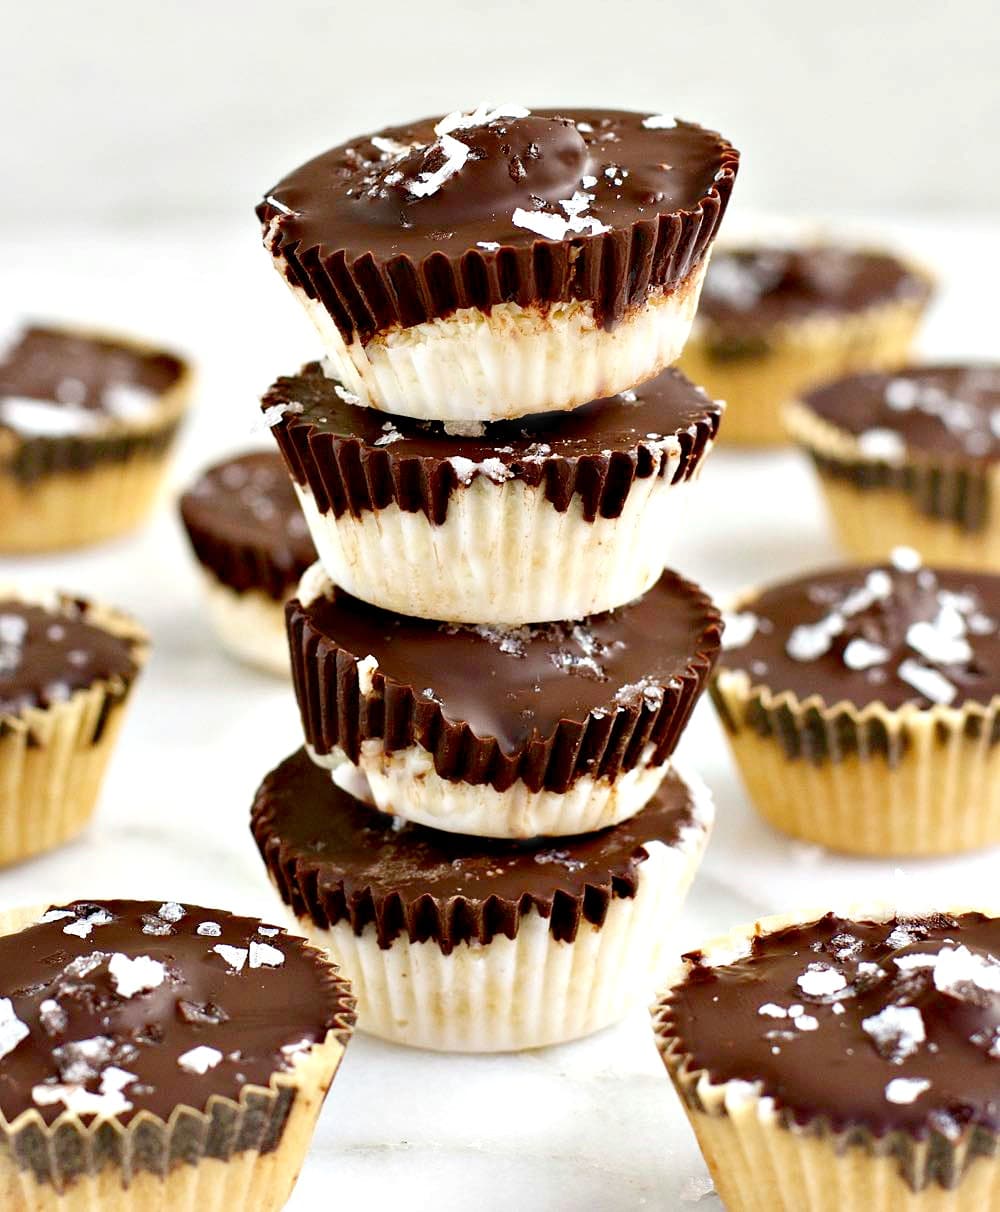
xmin=0 ymin=598 xmax=140 ymax=717
xmin=179 ymin=451 xmax=315 ymax=599
xmin=697 ymin=246 xmax=931 ymax=338
xmin=719 ymin=554 xmax=1000 ymax=710
xmin=252 ymin=749 xmax=703 ymax=951
xmin=662 ymin=910 xmax=1000 ymax=1137
xmin=258 ymin=107 xmax=737 ymax=336
xmin=803 ymin=365 xmax=1000 ymax=463
xmin=264 ymin=363 xmax=721 ymax=523
xmin=0 ymin=899 xmax=354 ymax=1124
xmin=0 ymin=326 xmax=184 ymax=438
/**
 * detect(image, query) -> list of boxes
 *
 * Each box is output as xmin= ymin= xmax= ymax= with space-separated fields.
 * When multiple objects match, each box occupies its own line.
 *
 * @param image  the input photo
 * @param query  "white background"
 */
xmin=2 ymin=7 xmax=999 ymax=1209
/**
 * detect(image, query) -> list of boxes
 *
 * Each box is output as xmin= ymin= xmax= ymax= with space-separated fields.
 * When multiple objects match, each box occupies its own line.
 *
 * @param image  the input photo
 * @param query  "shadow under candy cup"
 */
xmin=0 ymin=325 xmax=193 ymax=552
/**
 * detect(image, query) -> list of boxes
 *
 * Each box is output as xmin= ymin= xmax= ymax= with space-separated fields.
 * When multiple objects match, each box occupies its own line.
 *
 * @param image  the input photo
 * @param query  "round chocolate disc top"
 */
xmin=803 ymin=364 xmax=1000 ymax=463
xmin=0 ymin=598 xmax=139 ymax=717
xmin=179 ymin=450 xmax=315 ymax=596
xmin=253 ymin=749 xmax=703 ymax=952
xmin=297 ymin=570 xmax=721 ymax=754
xmin=260 ymin=106 xmax=735 ymax=263
xmin=697 ymin=246 xmax=931 ymax=338
xmin=0 ymin=899 xmax=353 ymax=1124
xmin=721 ymin=553 xmax=1000 ymax=710
xmin=264 ymin=363 xmax=721 ymax=522
xmin=663 ymin=910 xmax=1000 ymax=1137
xmin=0 ymin=326 xmax=183 ymax=438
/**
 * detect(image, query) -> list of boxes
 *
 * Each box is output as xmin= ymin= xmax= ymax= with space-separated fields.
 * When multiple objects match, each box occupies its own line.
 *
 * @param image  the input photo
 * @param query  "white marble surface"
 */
xmin=1 ymin=216 xmax=998 ymax=1210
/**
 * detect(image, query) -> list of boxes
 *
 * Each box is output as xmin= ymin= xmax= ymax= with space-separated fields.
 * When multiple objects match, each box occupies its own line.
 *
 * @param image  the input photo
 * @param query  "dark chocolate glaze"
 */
xmin=0 ymin=599 xmax=140 ymax=720
xmin=696 ymin=247 xmax=930 ymax=353
xmin=258 ymin=108 xmax=738 ymax=340
xmin=287 ymin=571 xmax=721 ymax=792
xmin=252 ymin=749 xmax=701 ymax=952
xmin=718 ymin=563 xmax=1000 ymax=711
xmin=0 ymin=899 xmax=354 ymax=1126
xmin=804 ymin=365 xmax=1000 ymax=463
xmin=179 ymin=451 xmax=316 ymax=600
xmin=661 ymin=912 xmax=1000 ymax=1145
xmin=264 ymin=363 xmax=721 ymax=523
xmin=0 ymin=327 xmax=183 ymax=417
xmin=0 ymin=326 xmax=186 ymax=484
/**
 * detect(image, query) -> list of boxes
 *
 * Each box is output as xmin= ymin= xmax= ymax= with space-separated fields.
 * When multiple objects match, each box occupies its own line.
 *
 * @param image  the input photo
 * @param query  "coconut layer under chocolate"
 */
xmin=661 ymin=911 xmax=1000 ymax=1146
xmin=695 ymin=246 xmax=931 ymax=354
xmin=264 ymin=363 xmax=721 ymax=523
xmin=0 ymin=326 xmax=186 ymax=483
xmin=804 ymin=365 xmax=1000 ymax=464
xmin=253 ymin=748 xmax=701 ymax=953
xmin=0 ymin=598 xmax=141 ymax=720
xmin=718 ymin=557 xmax=1000 ymax=713
xmin=288 ymin=569 xmax=722 ymax=792
xmin=180 ymin=451 xmax=316 ymax=599
xmin=0 ymin=899 xmax=354 ymax=1126
xmin=258 ymin=106 xmax=738 ymax=341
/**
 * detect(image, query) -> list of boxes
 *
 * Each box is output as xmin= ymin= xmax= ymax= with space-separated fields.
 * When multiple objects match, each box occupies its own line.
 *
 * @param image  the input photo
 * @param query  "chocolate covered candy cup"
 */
xmin=0 ymin=325 xmax=192 ymax=551
xmin=179 ymin=450 xmax=315 ymax=675
xmin=711 ymin=555 xmax=1000 ymax=855
xmin=264 ymin=363 xmax=721 ymax=623
xmin=258 ymin=106 xmax=738 ymax=420
xmin=253 ymin=749 xmax=712 ymax=1051
xmin=0 ymin=588 xmax=148 ymax=866
xmin=789 ymin=364 xmax=1000 ymax=569
xmin=653 ymin=905 xmax=1000 ymax=1212
xmin=287 ymin=562 xmax=721 ymax=838
xmin=678 ymin=244 xmax=931 ymax=446
xmin=0 ymin=900 xmax=354 ymax=1211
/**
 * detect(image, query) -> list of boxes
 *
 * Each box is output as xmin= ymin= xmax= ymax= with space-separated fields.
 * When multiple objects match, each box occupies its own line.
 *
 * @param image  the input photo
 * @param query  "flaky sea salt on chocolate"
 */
xmin=862 ymin=1004 xmax=926 ymax=1061
xmin=0 ymin=998 xmax=29 ymax=1060
xmin=885 ymin=1076 xmax=931 ymax=1104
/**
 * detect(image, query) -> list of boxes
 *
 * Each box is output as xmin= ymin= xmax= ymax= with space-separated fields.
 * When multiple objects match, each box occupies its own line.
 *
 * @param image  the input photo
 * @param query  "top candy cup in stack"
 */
xmin=257 ymin=104 xmax=738 ymax=423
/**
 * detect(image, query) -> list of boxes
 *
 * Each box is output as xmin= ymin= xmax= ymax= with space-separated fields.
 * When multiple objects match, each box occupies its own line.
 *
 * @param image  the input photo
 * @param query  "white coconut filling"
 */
xmin=278 ymin=257 xmax=709 ymax=421
xmin=294 ymin=466 xmax=701 ymax=626
xmin=288 ymin=762 xmax=713 ymax=1051
xmin=316 ymin=738 xmax=668 ymax=838
xmin=199 ymin=572 xmax=291 ymax=677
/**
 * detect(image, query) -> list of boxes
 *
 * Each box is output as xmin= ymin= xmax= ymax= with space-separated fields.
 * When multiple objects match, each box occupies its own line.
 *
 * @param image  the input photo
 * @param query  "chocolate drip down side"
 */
xmin=251 ymin=749 xmax=700 ymax=952
xmin=264 ymin=363 xmax=721 ymax=523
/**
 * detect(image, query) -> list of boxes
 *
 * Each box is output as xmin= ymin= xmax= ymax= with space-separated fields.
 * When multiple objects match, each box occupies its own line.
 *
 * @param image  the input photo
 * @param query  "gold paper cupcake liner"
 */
xmin=710 ymin=667 xmax=1000 ymax=856
xmin=0 ymin=329 xmax=193 ymax=553
xmin=787 ymin=399 xmax=1000 ymax=569
xmin=652 ymin=905 xmax=1000 ymax=1211
xmin=0 ymin=592 xmax=149 ymax=866
xmin=678 ymin=295 xmax=927 ymax=446
xmin=0 ymin=906 xmax=355 ymax=1211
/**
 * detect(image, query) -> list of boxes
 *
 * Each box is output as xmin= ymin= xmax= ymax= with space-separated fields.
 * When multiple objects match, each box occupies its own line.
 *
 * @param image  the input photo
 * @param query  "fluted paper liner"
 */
xmin=0 ymin=906 xmax=356 ymax=1209
xmin=0 ymin=326 xmax=192 ymax=553
xmin=787 ymin=398 xmax=1000 ymax=569
xmin=287 ymin=567 xmax=721 ymax=794
xmin=679 ymin=294 xmax=927 ymax=447
xmin=652 ymin=904 xmax=1000 ymax=1210
xmin=0 ymin=591 xmax=149 ymax=866
xmin=259 ymin=761 xmax=713 ymax=1051
xmin=710 ymin=659 xmax=1000 ymax=856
